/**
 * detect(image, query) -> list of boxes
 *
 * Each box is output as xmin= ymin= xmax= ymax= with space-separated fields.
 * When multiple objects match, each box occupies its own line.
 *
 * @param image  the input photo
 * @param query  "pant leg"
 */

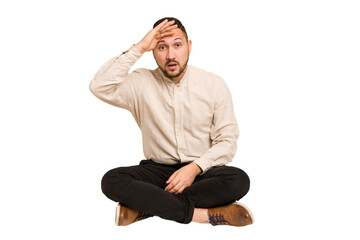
xmin=101 ymin=160 xmax=195 ymax=223
xmin=180 ymin=165 xmax=250 ymax=208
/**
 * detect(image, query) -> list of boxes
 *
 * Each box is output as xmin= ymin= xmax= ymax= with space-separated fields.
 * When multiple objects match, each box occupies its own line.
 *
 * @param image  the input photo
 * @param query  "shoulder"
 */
xmin=189 ymin=65 xmax=219 ymax=78
xmin=127 ymin=68 xmax=155 ymax=82
xmin=133 ymin=68 xmax=163 ymax=80
xmin=131 ymin=67 xmax=151 ymax=75
xmin=188 ymin=66 xmax=228 ymax=88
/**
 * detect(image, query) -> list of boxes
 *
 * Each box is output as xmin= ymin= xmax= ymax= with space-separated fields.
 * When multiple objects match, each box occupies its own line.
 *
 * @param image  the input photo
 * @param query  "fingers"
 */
xmin=166 ymin=180 xmax=187 ymax=194
xmin=157 ymin=31 xmax=175 ymax=40
xmin=155 ymin=19 xmax=176 ymax=31
xmin=155 ymin=20 xmax=177 ymax=38
xmin=165 ymin=180 xmax=179 ymax=193
xmin=174 ymin=185 xmax=187 ymax=195
xmin=156 ymin=27 xmax=177 ymax=41
xmin=137 ymin=19 xmax=177 ymax=53
xmin=154 ymin=19 xmax=170 ymax=30
xmin=165 ymin=173 xmax=188 ymax=194
xmin=166 ymin=171 xmax=177 ymax=184
xmin=161 ymin=22 xmax=177 ymax=32
xmin=165 ymin=171 xmax=181 ymax=193
xmin=165 ymin=165 xmax=198 ymax=194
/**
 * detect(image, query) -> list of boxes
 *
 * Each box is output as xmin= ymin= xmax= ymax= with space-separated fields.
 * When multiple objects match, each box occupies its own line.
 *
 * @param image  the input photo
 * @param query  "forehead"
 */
xmin=157 ymin=28 xmax=186 ymax=44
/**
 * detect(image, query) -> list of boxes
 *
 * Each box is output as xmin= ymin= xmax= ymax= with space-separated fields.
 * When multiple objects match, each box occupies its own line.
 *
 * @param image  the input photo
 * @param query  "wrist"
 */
xmin=134 ymin=42 xmax=146 ymax=54
xmin=190 ymin=162 xmax=202 ymax=175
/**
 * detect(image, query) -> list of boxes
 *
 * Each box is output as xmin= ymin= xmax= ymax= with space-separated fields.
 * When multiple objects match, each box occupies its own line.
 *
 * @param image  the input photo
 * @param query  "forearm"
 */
xmin=90 ymin=46 xmax=142 ymax=93
xmin=89 ymin=46 xmax=142 ymax=108
xmin=134 ymin=42 xmax=147 ymax=54
xmin=194 ymin=138 xmax=238 ymax=173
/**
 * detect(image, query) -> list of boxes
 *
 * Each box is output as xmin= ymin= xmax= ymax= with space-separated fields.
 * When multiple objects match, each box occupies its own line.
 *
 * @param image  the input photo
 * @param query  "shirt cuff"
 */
xmin=119 ymin=45 xmax=143 ymax=62
xmin=193 ymin=158 xmax=212 ymax=174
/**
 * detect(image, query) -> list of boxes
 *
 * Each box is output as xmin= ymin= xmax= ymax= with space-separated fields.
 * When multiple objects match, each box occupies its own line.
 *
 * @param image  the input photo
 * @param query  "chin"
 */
xmin=167 ymin=72 xmax=180 ymax=78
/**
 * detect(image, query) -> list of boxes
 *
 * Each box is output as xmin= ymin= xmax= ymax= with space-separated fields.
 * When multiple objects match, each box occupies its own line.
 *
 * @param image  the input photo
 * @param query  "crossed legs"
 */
xmin=101 ymin=160 xmax=250 ymax=224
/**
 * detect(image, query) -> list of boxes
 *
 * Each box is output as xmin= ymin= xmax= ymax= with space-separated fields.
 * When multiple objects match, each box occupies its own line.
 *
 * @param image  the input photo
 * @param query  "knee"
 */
xmin=101 ymin=168 xmax=116 ymax=198
xmin=101 ymin=167 xmax=128 ymax=199
xmin=229 ymin=167 xmax=251 ymax=200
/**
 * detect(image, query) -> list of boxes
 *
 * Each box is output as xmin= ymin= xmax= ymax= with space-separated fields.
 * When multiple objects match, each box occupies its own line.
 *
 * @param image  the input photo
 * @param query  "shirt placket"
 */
xmin=173 ymin=84 xmax=186 ymax=161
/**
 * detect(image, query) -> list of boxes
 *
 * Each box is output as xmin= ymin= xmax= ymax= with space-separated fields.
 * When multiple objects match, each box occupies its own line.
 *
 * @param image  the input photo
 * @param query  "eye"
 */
xmin=159 ymin=45 xmax=167 ymax=50
xmin=175 ymin=43 xmax=182 ymax=48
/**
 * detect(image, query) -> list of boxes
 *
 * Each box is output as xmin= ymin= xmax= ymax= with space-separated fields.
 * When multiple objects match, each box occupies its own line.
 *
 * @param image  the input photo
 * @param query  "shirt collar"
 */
xmin=157 ymin=66 xmax=190 ymax=87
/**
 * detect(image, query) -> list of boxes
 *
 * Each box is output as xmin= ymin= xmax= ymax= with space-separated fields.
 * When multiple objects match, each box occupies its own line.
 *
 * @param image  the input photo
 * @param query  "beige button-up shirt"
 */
xmin=90 ymin=46 xmax=239 ymax=173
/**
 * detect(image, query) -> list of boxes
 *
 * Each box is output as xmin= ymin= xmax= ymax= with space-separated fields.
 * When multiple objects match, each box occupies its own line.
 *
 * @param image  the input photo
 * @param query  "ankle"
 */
xmin=192 ymin=208 xmax=209 ymax=223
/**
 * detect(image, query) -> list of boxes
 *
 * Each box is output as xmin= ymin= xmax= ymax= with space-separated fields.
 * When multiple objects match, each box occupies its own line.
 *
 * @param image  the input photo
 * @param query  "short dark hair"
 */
xmin=153 ymin=17 xmax=188 ymax=41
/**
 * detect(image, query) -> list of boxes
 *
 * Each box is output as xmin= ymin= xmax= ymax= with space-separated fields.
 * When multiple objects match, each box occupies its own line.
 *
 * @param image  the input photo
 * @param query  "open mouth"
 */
xmin=167 ymin=62 xmax=178 ymax=70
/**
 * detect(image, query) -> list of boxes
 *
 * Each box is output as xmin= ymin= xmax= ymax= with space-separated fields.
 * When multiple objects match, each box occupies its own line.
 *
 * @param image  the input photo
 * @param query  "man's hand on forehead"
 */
xmin=155 ymin=19 xmax=177 ymax=36
xmin=134 ymin=19 xmax=178 ymax=54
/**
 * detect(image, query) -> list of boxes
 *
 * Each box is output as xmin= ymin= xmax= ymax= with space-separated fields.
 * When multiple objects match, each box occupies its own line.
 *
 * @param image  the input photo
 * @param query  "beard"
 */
xmin=158 ymin=57 xmax=189 ymax=79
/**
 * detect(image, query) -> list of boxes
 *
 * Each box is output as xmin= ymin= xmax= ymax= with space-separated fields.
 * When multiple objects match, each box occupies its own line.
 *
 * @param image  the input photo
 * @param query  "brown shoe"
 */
xmin=207 ymin=203 xmax=254 ymax=226
xmin=115 ymin=204 xmax=152 ymax=226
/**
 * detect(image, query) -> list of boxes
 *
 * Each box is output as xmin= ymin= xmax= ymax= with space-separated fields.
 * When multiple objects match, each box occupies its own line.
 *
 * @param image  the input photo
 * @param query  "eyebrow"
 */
xmin=157 ymin=38 xmax=184 ymax=45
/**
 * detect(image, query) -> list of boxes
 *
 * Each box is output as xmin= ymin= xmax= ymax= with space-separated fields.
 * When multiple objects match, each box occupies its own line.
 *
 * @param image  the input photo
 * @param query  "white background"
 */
xmin=1 ymin=0 xmax=359 ymax=239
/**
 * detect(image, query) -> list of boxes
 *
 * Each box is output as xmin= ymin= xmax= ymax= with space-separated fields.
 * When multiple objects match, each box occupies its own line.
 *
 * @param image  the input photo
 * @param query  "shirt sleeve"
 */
xmin=193 ymin=78 xmax=239 ymax=173
xmin=89 ymin=45 xmax=143 ymax=113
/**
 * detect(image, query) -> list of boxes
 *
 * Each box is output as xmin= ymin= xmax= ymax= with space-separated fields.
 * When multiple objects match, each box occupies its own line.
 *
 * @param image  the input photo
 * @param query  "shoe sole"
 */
xmin=115 ymin=204 xmax=121 ymax=226
xmin=236 ymin=202 xmax=255 ymax=224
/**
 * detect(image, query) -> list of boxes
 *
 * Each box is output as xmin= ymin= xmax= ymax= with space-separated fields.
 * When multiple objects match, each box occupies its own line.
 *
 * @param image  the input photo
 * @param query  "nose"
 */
xmin=166 ymin=46 xmax=175 ymax=60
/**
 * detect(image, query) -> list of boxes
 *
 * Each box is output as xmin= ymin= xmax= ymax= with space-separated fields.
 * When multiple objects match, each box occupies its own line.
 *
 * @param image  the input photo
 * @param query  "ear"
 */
xmin=188 ymin=40 xmax=192 ymax=54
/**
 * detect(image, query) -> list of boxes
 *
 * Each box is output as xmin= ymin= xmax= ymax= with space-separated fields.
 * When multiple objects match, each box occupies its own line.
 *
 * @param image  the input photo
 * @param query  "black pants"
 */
xmin=101 ymin=160 xmax=250 ymax=224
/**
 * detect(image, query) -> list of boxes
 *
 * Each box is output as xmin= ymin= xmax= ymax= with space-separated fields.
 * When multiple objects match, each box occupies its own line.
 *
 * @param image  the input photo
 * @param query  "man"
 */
xmin=90 ymin=17 xmax=253 ymax=226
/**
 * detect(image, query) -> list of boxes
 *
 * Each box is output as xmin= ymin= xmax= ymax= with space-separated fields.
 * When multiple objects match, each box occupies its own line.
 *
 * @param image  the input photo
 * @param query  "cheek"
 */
xmin=179 ymin=49 xmax=189 ymax=61
xmin=154 ymin=52 xmax=166 ymax=64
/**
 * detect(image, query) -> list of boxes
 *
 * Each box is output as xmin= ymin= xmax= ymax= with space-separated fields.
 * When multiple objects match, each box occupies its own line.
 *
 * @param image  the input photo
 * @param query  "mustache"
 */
xmin=165 ymin=60 xmax=179 ymax=66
